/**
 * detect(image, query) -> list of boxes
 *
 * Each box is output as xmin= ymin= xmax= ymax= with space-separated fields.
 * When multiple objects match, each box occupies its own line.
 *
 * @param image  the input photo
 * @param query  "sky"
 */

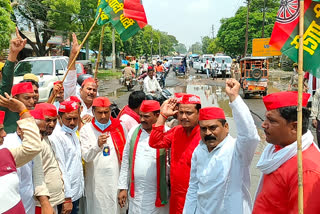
xmin=143 ymin=0 xmax=245 ymax=48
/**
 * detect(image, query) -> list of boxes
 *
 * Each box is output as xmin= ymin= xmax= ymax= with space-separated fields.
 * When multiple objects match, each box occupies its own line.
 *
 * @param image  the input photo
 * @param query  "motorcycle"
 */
xmin=120 ymin=76 xmax=135 ymax=91
xmin=175 ymin=63 xmax=186 ymax=76
xmin=156 ymin=72 xmax=165 ymax=88
xmin=146 ymin=89 xmax=172 ymax=105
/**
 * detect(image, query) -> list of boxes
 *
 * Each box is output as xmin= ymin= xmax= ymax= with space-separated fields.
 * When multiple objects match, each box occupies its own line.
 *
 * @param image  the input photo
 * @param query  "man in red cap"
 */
xmin=49 ymin=100 xmax=84 ymax=214
xmin=253 ymin=91 xmax=320 ymax=214
xmin=118 ymin=100 xmax=169 ymax=214
xmin=149 ymin=93 xmax=202 ymax=214
xmin=80 ymin=97 xmax=126 ymax=214
xmin=0 ymin=82 xmax=35 ymax=133
xmin=183 ymin=79 xmax=260 ymax=214
xmin=0 ymin=93 xmax=44 ymax=214
xmin=34 ymin=103 xmax=65 ymax=213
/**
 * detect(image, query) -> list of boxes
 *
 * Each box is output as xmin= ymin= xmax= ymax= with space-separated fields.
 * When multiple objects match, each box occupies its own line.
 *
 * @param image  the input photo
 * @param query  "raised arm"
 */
xmin=226 ymin=79 xmax=260 ymax=166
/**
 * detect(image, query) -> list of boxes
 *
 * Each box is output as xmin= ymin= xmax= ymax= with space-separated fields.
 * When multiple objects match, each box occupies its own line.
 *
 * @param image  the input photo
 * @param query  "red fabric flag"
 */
xmin=123 ymin=0 xmax=148 ymax=28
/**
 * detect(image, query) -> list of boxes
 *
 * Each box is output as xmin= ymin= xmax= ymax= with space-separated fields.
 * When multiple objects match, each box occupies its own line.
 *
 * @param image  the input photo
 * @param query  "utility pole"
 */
xmin=112 ymin=28 xmax=115 ymax=71
xmin=212 ymin=25 xmax=215 ymax=39
xmin=159 ymin=39 xmax=161 ymax=57
xmin=261 ymin=0 xmax=267 ymax=38
xmin=244 ymin=0 xmax=250 ymax=57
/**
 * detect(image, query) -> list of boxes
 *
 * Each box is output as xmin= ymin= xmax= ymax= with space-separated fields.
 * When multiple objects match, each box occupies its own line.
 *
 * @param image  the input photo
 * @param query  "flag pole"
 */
xmin=94 ymin=25 xmax=106 ymax=80
xmin=297 ymin=0 xmax=305 ymax=213
xmin=48 ymin=11 xmax=102 ymax=104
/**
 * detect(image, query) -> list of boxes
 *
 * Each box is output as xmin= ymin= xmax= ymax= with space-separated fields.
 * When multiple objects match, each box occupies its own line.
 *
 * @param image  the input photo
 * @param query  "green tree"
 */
xmin=174 ymin=43 xmax=187 ymax=54
xmin=207 ymin=38 xmax=223 ymax=54
xmin=13 ymin=0 xmax=80 ymax=56
xmin=201 ymin=36 xmax=213 ymax=54
xmin=0 ymin=0 xmax=15 ymax=53
xmin=189 ymin=42 xmax=202 ymax=55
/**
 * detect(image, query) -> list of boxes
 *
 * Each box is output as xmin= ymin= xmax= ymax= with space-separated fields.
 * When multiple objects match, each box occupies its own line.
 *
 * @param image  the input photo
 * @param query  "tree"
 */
xmin=207 ymin=38 xmax=223 ymax=54
xmin=13 ymin=0 xmax=80 ymax=56
xmin=201 ymin=36 xmax=212 ymax=54
xmin=0 ymin=0 xmax=15 ymax=53
xmin=174 ymin=43 xmax=187 ymax=54
xmin=189 ymin=42 xmax=202 ymax=55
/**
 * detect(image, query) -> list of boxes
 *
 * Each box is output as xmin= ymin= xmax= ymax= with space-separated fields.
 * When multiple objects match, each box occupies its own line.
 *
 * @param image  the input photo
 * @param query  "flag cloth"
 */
xmin=95 ymin=0 xmax=148 ymax=41
xmin=123 ymin=0 xmax=148 ymax=28
xmin=269 ymin=0 xmax=320 ymax=77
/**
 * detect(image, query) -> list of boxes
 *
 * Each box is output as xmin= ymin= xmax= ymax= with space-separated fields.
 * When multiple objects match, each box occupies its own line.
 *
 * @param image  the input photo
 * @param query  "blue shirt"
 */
xmin=135 ymin=62 xmax=139 ymax=70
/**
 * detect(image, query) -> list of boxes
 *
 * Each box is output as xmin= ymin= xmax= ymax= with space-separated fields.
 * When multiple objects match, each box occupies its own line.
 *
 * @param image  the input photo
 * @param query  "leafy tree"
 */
xmin=189 ymin=42 xmax=202 ymax=55
xmin=0 ymin=0 xmax=15 ymax=53
xmin=13 ymin=0 xmax=80 ymax=56
xmin=207 ymin=38 xmax=223 ymax=54
xmin=201 ymin=36 xmax=212 ymax=54
xmin=174 ymin=43 xmax=187 ymax=54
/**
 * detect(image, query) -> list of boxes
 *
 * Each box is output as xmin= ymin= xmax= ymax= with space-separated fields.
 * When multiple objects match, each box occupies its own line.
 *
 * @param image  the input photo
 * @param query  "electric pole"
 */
xmin=112 ymin=28 xmax=115 ymax=70
xmin=212 ymin=25 xmax=215 ymax=39
xmin=244 ymin=0 xmax=250 ymax=57
xmin=262 ymin=0 xmax=267 ymax=38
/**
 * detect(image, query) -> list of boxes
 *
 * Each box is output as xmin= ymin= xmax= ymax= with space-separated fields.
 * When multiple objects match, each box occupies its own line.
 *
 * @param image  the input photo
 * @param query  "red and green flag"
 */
xmin=95 ymin=0 xmax=148 ymax=41
xmin=269 ymin=0 xmax=320 ymax=77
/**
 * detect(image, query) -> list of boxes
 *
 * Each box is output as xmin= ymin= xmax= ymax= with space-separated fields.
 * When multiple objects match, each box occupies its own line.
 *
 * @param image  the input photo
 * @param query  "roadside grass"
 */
xmin=97 ymin=69 xmax=122 ymax=79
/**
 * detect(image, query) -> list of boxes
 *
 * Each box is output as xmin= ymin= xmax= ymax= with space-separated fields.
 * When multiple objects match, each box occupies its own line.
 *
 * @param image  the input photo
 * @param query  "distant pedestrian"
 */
xmin=135 ymin=60 xmax=139 ymax=77
xmin=221 ymin=59 xmax=227 ymax=80
xmin=204 ymin=59 xmax=212 ymax=78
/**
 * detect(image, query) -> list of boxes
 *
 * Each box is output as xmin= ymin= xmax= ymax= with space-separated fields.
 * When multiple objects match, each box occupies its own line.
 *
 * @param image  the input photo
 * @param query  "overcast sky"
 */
xmin=143 ymin=0 xmax=245 ymax=48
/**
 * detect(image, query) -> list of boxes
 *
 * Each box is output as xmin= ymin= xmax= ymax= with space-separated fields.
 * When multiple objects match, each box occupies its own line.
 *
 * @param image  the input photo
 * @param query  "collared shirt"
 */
xmin=143 ymin=76 xmax=162 ymax=95
xmin=118 ymin=125 xmax=169 ymax=214
xmin=2 ymin=133 xmax=35 ymax=214
xmin=221 ymin=62 xmax=227 ymax=70
xmin=183 ymin=96 xmax=260 ymax=214
xmin=50 ymin=128 xmax=84 ymax=201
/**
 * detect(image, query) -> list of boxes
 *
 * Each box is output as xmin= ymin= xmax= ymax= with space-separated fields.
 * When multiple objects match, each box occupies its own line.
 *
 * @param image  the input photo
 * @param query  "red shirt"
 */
xmin=149 ymin=125 xmax=201 ymax=214
xmin=253 ymin=144 xmax=320 ymax=214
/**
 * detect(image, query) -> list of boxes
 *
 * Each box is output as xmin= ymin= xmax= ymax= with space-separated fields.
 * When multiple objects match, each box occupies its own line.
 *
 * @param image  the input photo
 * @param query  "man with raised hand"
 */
xmin=80 ymin=97 xmax=126 ymax=214
xmin=253 ymin=91 xmax=320 ymax=213
xmin=149 ymin=94 xmax=202 ymax=214
xmin=183 ymin=79 xmax=260 ymax=214
xmin=118 ymin=100 xmax=169 ymax=214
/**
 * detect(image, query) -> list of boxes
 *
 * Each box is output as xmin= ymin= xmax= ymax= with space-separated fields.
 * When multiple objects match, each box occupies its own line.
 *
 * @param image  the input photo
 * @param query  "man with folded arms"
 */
xmin=118 ymin=100 xmax=169 ymax=214
xmin=183 ymin=79 xmax=260 ymax=214
xmin=149 ymin=94 xmax=202 ymax=214
xmin=253 ymin=91 xmax=320 ymax=213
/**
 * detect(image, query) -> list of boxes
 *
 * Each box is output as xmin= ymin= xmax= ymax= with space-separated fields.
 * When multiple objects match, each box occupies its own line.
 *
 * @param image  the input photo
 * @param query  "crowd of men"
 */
xmin=1 ymin=29 xmax=320 ymax=214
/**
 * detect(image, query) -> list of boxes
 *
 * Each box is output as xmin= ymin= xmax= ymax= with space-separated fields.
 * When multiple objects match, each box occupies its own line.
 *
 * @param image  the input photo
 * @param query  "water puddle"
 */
xmin=102 ymin=87 xmax=128 ymax=98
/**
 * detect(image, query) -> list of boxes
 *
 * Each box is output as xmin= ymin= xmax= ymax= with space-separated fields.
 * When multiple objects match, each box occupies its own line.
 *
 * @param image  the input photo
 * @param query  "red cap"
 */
xmin=263 ymin=91 xmax=310 ymax=111
xmin=140 ymin=100 xmax=160 ymax=112
xmin=65 ymin=96 xmax=81 ymax=103
xmin=148 ymin=66 xmax=154 ymax=71
xmin=11 ymin=82 xmax=34 ymax=97
xmin=175 ymin=93 xmax=186 ymax=103
xmin=59 ymin=101 xmax=79 ymax=113
xmin=35 ymin=103 xmax=57 ymax=117
xmin=92 ymin=97 xmax=111 ymax=107
xmin=0 ymin=111 xmax=5 ymax=124
xmin=81 ymin=77 xmax=96 ymax=87
xmin=29 ymin=109 xmax=45 ymax=120
xmin=180 ymin=94 xmax=201 ymax=104
xmin=199 ymin=107 xmax=225 ymax=121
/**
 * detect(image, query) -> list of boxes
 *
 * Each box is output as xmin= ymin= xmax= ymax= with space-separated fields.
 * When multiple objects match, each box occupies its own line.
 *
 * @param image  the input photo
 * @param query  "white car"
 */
xmin=14 ymin=56 xmax=69 ymax=102
xmin=214 ymin=56 xmax=232 ymax=77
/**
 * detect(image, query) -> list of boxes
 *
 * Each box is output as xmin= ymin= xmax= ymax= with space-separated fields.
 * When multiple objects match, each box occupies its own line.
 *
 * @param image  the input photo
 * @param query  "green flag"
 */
xmin=95 ymin=0 xmax=144 ymax=41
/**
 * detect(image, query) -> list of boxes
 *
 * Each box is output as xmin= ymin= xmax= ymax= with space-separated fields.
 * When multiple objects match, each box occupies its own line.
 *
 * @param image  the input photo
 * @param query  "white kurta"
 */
xmin=143 ymin=76 xmax=162 ymax=96
xmin=183 ymin=96 xmax=260 ymax=214
xmin=50 ymin=128 xmax=84 ymax=201
xmin=119 ymin=114 xmax=139 ymax=133
xmin=80 ymin=122 xmax=125 ymax=214
xmin=118 ymin=125 xmax=169 ymax=214
xmin=2 ymin=133 xmax=35 ymax=214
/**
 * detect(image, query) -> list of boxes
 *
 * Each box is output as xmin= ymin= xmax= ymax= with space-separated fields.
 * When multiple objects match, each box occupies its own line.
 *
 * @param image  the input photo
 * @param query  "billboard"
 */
xmin=252 ymin=38 xmax=282 ymax=57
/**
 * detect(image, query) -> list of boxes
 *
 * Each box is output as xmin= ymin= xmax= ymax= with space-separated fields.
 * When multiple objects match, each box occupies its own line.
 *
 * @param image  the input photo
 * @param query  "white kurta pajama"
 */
xmin=80 ymin=122 xmax=126 ymax=214
xmin=50 ymin=128 xmax=84 ymax=202
xmin=183 ymin=96 xmax=260 ymax=214
xmin=118 ymin=125 xmax=169 ymax=214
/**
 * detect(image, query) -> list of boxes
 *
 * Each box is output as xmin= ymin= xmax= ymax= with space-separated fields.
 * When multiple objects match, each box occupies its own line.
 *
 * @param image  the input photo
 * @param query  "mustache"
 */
xmin=205 ymin=135 xmax=217 ymax=141
xmin=141 ymin=122 xmax=148 ymax=125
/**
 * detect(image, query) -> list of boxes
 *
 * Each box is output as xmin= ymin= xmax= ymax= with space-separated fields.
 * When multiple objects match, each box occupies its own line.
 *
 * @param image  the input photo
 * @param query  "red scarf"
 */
xmin=117 ymin=105 xmax=140 ymax=123
xmin=92 ymin=117 xmax=126 ymax=163
xmin=129 ymin=126 xmax=168 ymax=207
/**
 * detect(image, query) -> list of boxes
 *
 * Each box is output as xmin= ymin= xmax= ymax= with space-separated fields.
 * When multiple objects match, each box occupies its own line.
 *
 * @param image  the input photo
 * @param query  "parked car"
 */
xmin=14 ymin=56 xmax=69 ymax=102
xmin=193 ymin=57 xmax=213 ymax=73
xmin=214 ymin=56 xmax=232 ymax=76
xmin=75 ymin=62 xmax=86 ymax=77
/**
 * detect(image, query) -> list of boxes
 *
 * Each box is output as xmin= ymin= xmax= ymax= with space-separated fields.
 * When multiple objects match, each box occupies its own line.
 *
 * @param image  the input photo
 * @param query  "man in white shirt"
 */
xmin=118 ymin=91 xmax=146 ymax=133
xmin=211 ymin=58 xmax=218 ymax=80
xmin=183 ymin=79 xmax=260 ymax=214
xmin=80 ymin=97 xmax=127 ymax=214
xmin=118 ymin=100 xmax=169 ymax=214
xmin=50 ymin=100 xmax=84 ymax=214
xmin=143 ymin=69 xmax=162 ymax=100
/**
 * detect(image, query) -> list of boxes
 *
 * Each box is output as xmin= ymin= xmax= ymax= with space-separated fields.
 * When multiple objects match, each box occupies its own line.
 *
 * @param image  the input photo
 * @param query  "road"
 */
xmin=99 ymin=68 xmax=276 ymax=198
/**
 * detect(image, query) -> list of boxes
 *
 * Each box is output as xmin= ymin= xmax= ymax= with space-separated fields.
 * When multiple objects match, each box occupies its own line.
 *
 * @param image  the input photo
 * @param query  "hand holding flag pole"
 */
xmin=47 ymin=11 xmax=102 ymax=104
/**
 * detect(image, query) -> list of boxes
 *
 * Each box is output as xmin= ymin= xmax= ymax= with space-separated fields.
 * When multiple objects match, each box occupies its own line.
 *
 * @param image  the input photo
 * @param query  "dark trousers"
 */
xmin=316 ymin=120 xmax=320 ymax=147
xmin=58 ymin=199 xmax=80 ymax=214
xmin=222 ymin=70 xmax=226 ymax=79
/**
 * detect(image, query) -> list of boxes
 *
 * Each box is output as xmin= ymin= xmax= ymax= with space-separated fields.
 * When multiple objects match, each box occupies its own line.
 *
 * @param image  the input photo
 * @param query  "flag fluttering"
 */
xmin=269 ymin=0 xmax=320 ymax=77
xmin=95 ymin=0 xmax=148 ymax=41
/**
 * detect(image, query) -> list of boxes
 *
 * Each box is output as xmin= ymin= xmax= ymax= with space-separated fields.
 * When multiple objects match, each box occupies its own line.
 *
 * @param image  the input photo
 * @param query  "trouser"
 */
xmin=235 ymin=72 xmax=240 ymax=81
xmin=206 ymin=68 xmax=210 ymax=78
xmin=211 ymin=69 xmax=216 ymax=78
xmin=58 ymin=199 xmax=80 ymax=214
xmin=222 ymin=70 xmax=226 ymax=79
xmin=316 ymin=120 xmax=320 ymax=147
xmin=135 ymin=69 xmax=138 ymax=77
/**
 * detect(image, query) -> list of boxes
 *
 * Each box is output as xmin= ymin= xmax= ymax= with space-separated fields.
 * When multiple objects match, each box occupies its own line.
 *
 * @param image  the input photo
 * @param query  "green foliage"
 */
xmin=174 ymin=43 xmax=187 ymax=54
xmin=189 ymin=42 xmax=202 ymax=55
xmin=216 ymin=0 xmax=279 ymax=56
xmin=0 ymin=0 xmax=15 ymax=52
